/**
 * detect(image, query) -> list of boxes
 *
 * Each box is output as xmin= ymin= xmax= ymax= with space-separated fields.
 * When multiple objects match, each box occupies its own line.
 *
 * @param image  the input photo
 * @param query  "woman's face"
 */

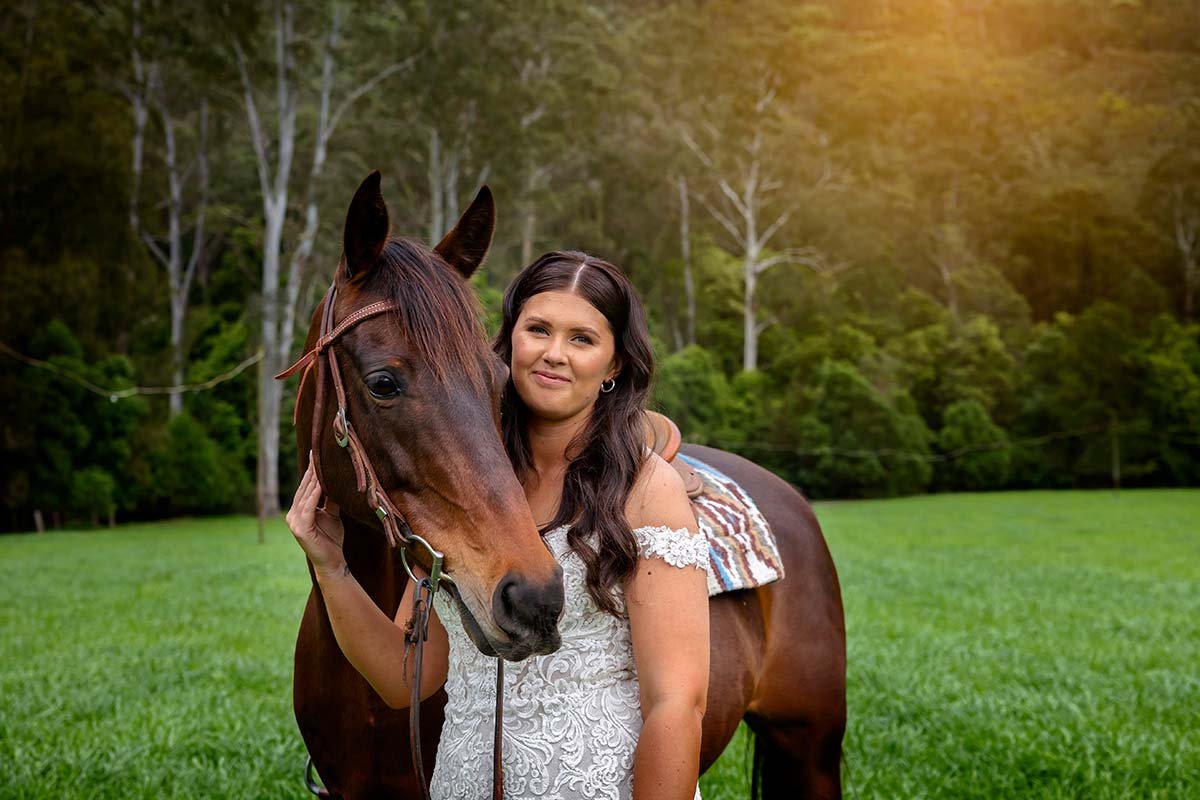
xmin=510 ymin=290 xmax=620 ymax=423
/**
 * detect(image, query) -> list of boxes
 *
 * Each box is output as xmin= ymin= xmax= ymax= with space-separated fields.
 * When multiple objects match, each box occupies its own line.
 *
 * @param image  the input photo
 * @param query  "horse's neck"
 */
xmin=339 ymin=517 xmax=405 ymax=614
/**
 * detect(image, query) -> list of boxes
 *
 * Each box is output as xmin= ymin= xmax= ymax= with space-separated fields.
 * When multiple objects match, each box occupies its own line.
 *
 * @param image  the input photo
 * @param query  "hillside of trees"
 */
xmin=2 ymin=0 xmax=1198 ymax=532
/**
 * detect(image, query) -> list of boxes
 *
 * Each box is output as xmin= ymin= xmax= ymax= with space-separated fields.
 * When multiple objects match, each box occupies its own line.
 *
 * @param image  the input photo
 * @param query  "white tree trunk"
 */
xmin=743 ymin=256 xmax=759 ymax=372
xmin=428 ymin=127 xmax=444 ymax=241
xmin=128 ymin=5 xmax=210 ymax=418
xmin=521 ymin=203 xmax=537 ymax=267
xmin=236 ymin=0 xmax=407 ymax=523
xmin=128 ymin=0 xmax=147 ymax=236
xmin=159 ymin=95 xmax=185 ymax=416
xmin=677 ymin=174 xmax=695 ymax=348
xmin=1173 ymin=184 xmax=1198 ymax=322
xmin=444 ymin=145 xmax=461 ymax=233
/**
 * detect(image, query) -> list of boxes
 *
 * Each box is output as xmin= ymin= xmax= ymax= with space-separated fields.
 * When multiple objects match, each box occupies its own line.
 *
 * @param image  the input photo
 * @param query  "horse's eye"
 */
xmin=366 ymin=373 xmax=402 ymax=398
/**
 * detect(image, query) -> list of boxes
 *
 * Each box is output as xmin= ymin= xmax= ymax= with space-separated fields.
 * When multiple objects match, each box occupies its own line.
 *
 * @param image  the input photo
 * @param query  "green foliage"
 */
xmin=654 ymin=346 xmax=745 ymax=445
xmin=937 ymin=400 xmax=1012 ymax=491
xmin=152 ymin=413 xmax=248 ymax=516
xmin=69 ymin=466 xmax=117 ymax=524
xmin=785 ymin=359 xmax=933 ymax=497
xmin=889 ymin=315 xmax=1017 ymax=427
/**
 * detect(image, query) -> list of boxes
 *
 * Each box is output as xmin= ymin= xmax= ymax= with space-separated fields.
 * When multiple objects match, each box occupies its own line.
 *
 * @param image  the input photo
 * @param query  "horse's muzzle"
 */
xmin=491 ymin=565 xmax=565 ymax=660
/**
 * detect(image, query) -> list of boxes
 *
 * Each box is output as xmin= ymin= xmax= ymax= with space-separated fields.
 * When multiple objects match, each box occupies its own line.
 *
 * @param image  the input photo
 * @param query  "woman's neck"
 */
xmin=526 ymin=409 xmax=591 ymax=480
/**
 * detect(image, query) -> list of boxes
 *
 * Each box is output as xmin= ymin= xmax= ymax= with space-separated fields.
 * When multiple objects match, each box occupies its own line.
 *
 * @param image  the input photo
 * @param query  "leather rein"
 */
xmin=277 ymin=280 xmax=505 ymax=800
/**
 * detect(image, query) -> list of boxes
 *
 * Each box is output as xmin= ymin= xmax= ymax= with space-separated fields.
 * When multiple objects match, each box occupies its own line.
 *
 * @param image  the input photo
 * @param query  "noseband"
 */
xmin=276 ymin=280 xmax=504 ymax=800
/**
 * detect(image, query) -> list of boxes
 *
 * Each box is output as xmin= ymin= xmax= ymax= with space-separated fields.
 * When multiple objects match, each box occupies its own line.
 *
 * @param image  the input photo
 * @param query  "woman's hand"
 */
xmin=285 ymin=457 xmax=347 ymax=580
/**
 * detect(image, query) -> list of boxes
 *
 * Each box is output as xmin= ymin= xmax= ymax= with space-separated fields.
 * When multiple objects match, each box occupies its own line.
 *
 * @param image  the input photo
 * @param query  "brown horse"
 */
xmin=290 ymin=172 xmax=846 ymax=799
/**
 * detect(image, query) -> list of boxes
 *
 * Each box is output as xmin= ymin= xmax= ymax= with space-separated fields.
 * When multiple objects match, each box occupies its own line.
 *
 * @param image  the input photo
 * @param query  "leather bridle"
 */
xmin=277 ymin=279 xmax=505 ymax=800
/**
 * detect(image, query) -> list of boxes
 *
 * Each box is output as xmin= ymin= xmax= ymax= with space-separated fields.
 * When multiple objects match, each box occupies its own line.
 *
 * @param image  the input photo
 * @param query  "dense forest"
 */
xmin=2 ymin=0 xmax=1198 ymax=532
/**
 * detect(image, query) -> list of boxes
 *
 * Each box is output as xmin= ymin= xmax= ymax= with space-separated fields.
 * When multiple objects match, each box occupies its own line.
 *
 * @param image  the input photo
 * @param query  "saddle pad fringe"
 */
xmin=677 ymin=454 xmax=786 ymax=596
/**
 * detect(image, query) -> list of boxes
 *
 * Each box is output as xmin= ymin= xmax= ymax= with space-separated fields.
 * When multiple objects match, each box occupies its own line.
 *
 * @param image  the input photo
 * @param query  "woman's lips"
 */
xmin=532 ymin=371 xmax=570 ymax=386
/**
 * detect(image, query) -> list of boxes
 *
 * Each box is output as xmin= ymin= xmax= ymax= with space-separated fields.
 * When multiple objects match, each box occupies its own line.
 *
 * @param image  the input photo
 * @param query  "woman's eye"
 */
xmin=366 ymin=373 xmax=401 ymax=398
xmin=528 ymin=324 xmax=548 ymax=335
xmin=572 ymin=334 xmax=593 ymax=345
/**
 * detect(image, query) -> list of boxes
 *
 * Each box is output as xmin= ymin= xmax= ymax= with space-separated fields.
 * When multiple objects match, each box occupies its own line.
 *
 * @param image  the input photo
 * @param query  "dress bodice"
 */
xmin=430 ymin=524 xmax=708 ymax=800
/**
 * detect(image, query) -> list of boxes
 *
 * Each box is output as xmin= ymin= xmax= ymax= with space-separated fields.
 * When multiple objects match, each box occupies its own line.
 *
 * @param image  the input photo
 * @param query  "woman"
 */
xmin=287 ymin=251 xmax=709 ymax=799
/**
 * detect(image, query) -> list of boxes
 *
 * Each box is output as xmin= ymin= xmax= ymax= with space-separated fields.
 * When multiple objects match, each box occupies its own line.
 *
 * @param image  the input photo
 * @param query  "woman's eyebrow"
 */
xmin=526 ymin=316 xmax=600 ymax=337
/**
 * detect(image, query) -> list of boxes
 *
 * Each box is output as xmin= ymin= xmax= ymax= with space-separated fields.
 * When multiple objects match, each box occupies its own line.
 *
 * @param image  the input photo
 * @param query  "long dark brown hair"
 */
xmin=493 ymin=251 xmax=654 ymax=616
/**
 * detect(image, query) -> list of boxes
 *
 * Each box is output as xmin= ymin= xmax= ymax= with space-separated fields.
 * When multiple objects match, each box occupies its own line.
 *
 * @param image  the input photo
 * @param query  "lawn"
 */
xmin=1 ymin=489 xmax=1197 ymax=799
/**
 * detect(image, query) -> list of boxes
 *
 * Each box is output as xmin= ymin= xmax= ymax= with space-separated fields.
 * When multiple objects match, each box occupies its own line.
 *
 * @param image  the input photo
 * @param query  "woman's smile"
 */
xmin=532 ymin=370 xmax=571 ymax=387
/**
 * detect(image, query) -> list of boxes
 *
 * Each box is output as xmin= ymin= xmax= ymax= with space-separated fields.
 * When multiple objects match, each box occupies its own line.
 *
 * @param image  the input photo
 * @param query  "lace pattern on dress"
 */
xmin=429 ymin=523 xmax=704 ymax=800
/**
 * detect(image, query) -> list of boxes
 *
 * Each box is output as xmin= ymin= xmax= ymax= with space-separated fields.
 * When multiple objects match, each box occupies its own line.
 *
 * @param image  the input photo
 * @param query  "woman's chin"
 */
xmin=522 ymin=396 xmax=594 ymax=424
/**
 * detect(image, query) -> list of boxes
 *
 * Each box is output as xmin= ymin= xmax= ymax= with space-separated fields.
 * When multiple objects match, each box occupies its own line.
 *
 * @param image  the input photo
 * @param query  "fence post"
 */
xmin=1110 ymin=414 xmax=1121 ymax=491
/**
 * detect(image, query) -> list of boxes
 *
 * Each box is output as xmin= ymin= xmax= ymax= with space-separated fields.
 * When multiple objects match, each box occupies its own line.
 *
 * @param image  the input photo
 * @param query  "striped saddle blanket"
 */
xmin=677 ymin=453 xmax=785 ymax=596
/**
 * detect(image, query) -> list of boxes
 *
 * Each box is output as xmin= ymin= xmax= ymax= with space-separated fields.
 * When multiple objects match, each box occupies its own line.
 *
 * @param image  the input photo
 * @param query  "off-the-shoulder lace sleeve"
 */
xmin=634 ymin=525 xmax=709 ymax=571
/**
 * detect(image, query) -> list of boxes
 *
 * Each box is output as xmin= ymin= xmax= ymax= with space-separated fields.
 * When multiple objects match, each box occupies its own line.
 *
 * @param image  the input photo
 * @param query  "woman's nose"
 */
xmin=542 ymin=336 xmax=565 ymax=364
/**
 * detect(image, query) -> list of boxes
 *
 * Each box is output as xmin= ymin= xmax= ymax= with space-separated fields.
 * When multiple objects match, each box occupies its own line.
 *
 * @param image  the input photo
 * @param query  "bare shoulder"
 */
xmin=626 ymin=451 xmax=697 ymax=533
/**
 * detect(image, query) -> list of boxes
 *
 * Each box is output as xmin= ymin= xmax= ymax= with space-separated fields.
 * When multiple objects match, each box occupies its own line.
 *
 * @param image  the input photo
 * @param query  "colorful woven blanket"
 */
xmin=677 ymin=453 xmax=785 ymax=596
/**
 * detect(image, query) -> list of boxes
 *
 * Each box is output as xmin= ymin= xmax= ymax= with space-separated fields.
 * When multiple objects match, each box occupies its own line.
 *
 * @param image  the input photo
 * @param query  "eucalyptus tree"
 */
xmin=110 ymin=0 xmax=214 ymax=417
xmin=228 ymin=0 xmax=410 ymax=519
xmin=674 ymin=0 xmax=841 ymax=372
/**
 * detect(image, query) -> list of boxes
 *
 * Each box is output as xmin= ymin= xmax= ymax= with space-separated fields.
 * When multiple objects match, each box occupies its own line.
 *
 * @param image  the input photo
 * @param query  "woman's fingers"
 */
xmin=290 ymin=459 xmax=323 ymax=535
xmin=300 ymin=465 xmax=321 ymax=510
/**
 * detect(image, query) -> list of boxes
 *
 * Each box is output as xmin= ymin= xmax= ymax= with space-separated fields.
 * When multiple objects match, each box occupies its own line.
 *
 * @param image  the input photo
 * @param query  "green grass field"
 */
xmin=1 ymin=490 xmax=1197 ymax=799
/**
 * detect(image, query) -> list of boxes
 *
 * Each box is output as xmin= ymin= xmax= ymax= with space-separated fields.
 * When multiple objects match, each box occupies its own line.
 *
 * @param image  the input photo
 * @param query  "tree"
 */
xmin=673 ymin=0 xmax=842 ymax=372
xmin=114 ymin=0 xmax=214 ymax=417
xmin=937 ymin=399 xmax=1012 ymax=491
xmin=1143 ymin=143 xmax=1200 ymax=322
xmin=784 ymin=359 xmax=933 ymax=497
xmin=230 ymin=0 xmax=408 ymax=521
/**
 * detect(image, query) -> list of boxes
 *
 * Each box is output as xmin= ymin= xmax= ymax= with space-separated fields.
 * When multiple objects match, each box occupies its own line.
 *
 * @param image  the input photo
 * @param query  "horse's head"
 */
xmin=295 ymin=171 xmax=563 ymax=661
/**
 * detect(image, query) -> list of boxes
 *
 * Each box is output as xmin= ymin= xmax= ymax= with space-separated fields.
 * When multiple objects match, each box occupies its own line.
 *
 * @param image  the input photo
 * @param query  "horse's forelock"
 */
xmin=368 ymin=238 xmax=489 ymax=391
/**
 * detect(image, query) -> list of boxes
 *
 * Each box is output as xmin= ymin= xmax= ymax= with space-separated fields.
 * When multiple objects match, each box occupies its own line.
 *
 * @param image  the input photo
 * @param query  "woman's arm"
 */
xmin=625 ymin=455 xmax=710 ymax=800
xmin=287 ymin=461 xmax=448 ymax=709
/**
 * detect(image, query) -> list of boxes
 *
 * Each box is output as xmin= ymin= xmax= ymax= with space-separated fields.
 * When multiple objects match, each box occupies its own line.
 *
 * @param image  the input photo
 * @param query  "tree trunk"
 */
xmin=237 ymin=0 xmax=401 ymax=524
xmin=428 ymin=127 xmax=444 ymax=241
xmin=33 ymin=509 xmax=44 ymax=534
xmin=127 ymin=0 xmax=146 ymax=238
xmin=521 ymin=203 xmax=536 ymax=266
xmin=743 ymin=257 xmax=758 ymax=372
xmin=1174 ymin=185 xmax=1198 ymax=322
xmin=444 ymin=146 xmax=461 ymax=234
xmin=677 ymin=174 xmax=695 ymax=347
xmin=258 ymin=202 xmax=285 ymax=518
xmin=170 ymin=293 xmax=186 ymax=416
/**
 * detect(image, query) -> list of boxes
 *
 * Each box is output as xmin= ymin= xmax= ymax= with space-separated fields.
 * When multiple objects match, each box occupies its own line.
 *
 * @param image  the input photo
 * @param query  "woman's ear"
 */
xmin=605 ymin=356 xmax=623 ymax=383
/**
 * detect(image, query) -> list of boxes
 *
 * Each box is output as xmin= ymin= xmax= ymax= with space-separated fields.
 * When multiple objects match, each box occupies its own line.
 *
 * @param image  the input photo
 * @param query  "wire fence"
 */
xmin=0 ymin=342 xmax=263 ymax=401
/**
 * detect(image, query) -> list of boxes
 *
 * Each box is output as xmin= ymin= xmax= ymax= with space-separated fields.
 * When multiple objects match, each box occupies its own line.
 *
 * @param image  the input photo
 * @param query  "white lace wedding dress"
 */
xmin=430 ymin=523 xmax=709 ymax=800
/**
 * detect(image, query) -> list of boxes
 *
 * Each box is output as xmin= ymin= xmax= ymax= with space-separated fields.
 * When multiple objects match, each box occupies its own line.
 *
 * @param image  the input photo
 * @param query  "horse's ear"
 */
xmin=342 ymin=170 xmax=389 ymax=282
xmin=434 ymin=186 xmax=495 ymax=279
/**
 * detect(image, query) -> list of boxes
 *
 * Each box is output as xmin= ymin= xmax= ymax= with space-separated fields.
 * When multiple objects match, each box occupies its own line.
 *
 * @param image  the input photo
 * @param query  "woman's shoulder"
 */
xmin=625 ymin=454 xmax=709 ymax=576
xmin=626 ymin=451 xmax=699 ymax=538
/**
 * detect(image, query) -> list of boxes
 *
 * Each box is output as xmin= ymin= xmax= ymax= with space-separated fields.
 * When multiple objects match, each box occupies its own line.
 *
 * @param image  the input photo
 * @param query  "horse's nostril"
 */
xmin=498 ymin=575 xmax=520 ymax=616
xmin=492 ymin=570 xmax=564 ymax=644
